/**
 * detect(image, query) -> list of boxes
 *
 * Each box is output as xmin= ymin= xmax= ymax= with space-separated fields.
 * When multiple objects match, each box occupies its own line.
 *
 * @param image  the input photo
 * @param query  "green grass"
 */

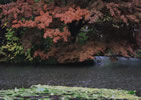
xmin=0 ymin=85 xmax=140 ymax=100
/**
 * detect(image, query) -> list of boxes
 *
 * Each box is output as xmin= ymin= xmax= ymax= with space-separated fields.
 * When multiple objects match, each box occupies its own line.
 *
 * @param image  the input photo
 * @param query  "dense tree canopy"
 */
xmin=0 ymin=0 xmax=141 ymax=63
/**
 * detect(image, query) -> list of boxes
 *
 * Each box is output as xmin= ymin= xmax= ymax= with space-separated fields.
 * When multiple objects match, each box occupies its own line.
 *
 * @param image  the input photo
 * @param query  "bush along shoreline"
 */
xmin=0 ymin=0 xmax=141 ymax=64
xmin=0 ymin=85 xmax=140 ymax=100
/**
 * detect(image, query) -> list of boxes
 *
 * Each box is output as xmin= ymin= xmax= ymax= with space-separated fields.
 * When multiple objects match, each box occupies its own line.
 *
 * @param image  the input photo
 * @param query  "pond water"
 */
xmin=0 ymin=56 xmax=141 ymax=95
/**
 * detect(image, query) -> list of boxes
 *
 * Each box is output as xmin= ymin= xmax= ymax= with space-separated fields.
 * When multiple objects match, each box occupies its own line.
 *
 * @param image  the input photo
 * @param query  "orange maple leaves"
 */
xmin=43 ymin=27 xmax=70 ymax=43
xmin=12 ymin=10 xmax=52 ymax=29
xmin=55 ymin=7 xmax=90 ymax=24
xmin=7 ymin=1 xmax=90 ymax=43
xmin=34 ymin=50 xmax=48 ymax=60
xmin=106 ymin=2 xmax=140 ymax=23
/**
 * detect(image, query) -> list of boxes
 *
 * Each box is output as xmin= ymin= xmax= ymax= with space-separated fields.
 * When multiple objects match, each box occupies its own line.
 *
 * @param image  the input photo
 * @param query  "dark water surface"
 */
xmin=0 ymin=57 xmax=141 ymax=95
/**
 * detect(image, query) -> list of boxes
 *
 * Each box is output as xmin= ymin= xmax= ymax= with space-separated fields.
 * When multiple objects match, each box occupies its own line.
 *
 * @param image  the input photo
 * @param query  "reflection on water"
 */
xmin=0 ymin=56 xmax=141 ymax=95
xmin=95 ymin=56 xmax=141 ymax=67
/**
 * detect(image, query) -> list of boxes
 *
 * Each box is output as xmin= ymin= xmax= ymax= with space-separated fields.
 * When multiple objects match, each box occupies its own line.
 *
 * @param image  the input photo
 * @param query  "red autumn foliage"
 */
xmin=33 ymin=41 xmax=135 ymax=63
xmin=43 ymin=27 xmax=70 ymax=43
xmin=34 ymin=50 xmax=49 ymax=60
xmin=105 ymin=2 xmax=140 ymax=23
xmin=54 ymin=7 xmax=90 ymax=24
xmin=136 ymin=26 xmax=141 ymax=48
xmin=0 ymin=0 xmax=141 ymax=63
xmin=0 ymin=0 xmax=90 ymax=43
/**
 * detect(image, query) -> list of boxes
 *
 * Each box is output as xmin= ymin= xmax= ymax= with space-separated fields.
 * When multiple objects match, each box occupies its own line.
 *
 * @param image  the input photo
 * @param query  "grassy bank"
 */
xmin=0 ymin=85 xmax=140 ymax=100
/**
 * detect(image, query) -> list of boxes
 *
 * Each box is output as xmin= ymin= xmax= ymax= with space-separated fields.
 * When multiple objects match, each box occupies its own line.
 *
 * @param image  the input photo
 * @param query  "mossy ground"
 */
xmin=0 ymin=85 xmax=140 ymax=100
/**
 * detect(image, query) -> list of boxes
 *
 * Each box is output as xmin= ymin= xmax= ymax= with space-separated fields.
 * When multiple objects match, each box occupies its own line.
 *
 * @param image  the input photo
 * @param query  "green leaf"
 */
xmin=34 ymin=0 xmax=40 ymax=2
xmin=128 ymin=91 xmax=136 ymax=95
